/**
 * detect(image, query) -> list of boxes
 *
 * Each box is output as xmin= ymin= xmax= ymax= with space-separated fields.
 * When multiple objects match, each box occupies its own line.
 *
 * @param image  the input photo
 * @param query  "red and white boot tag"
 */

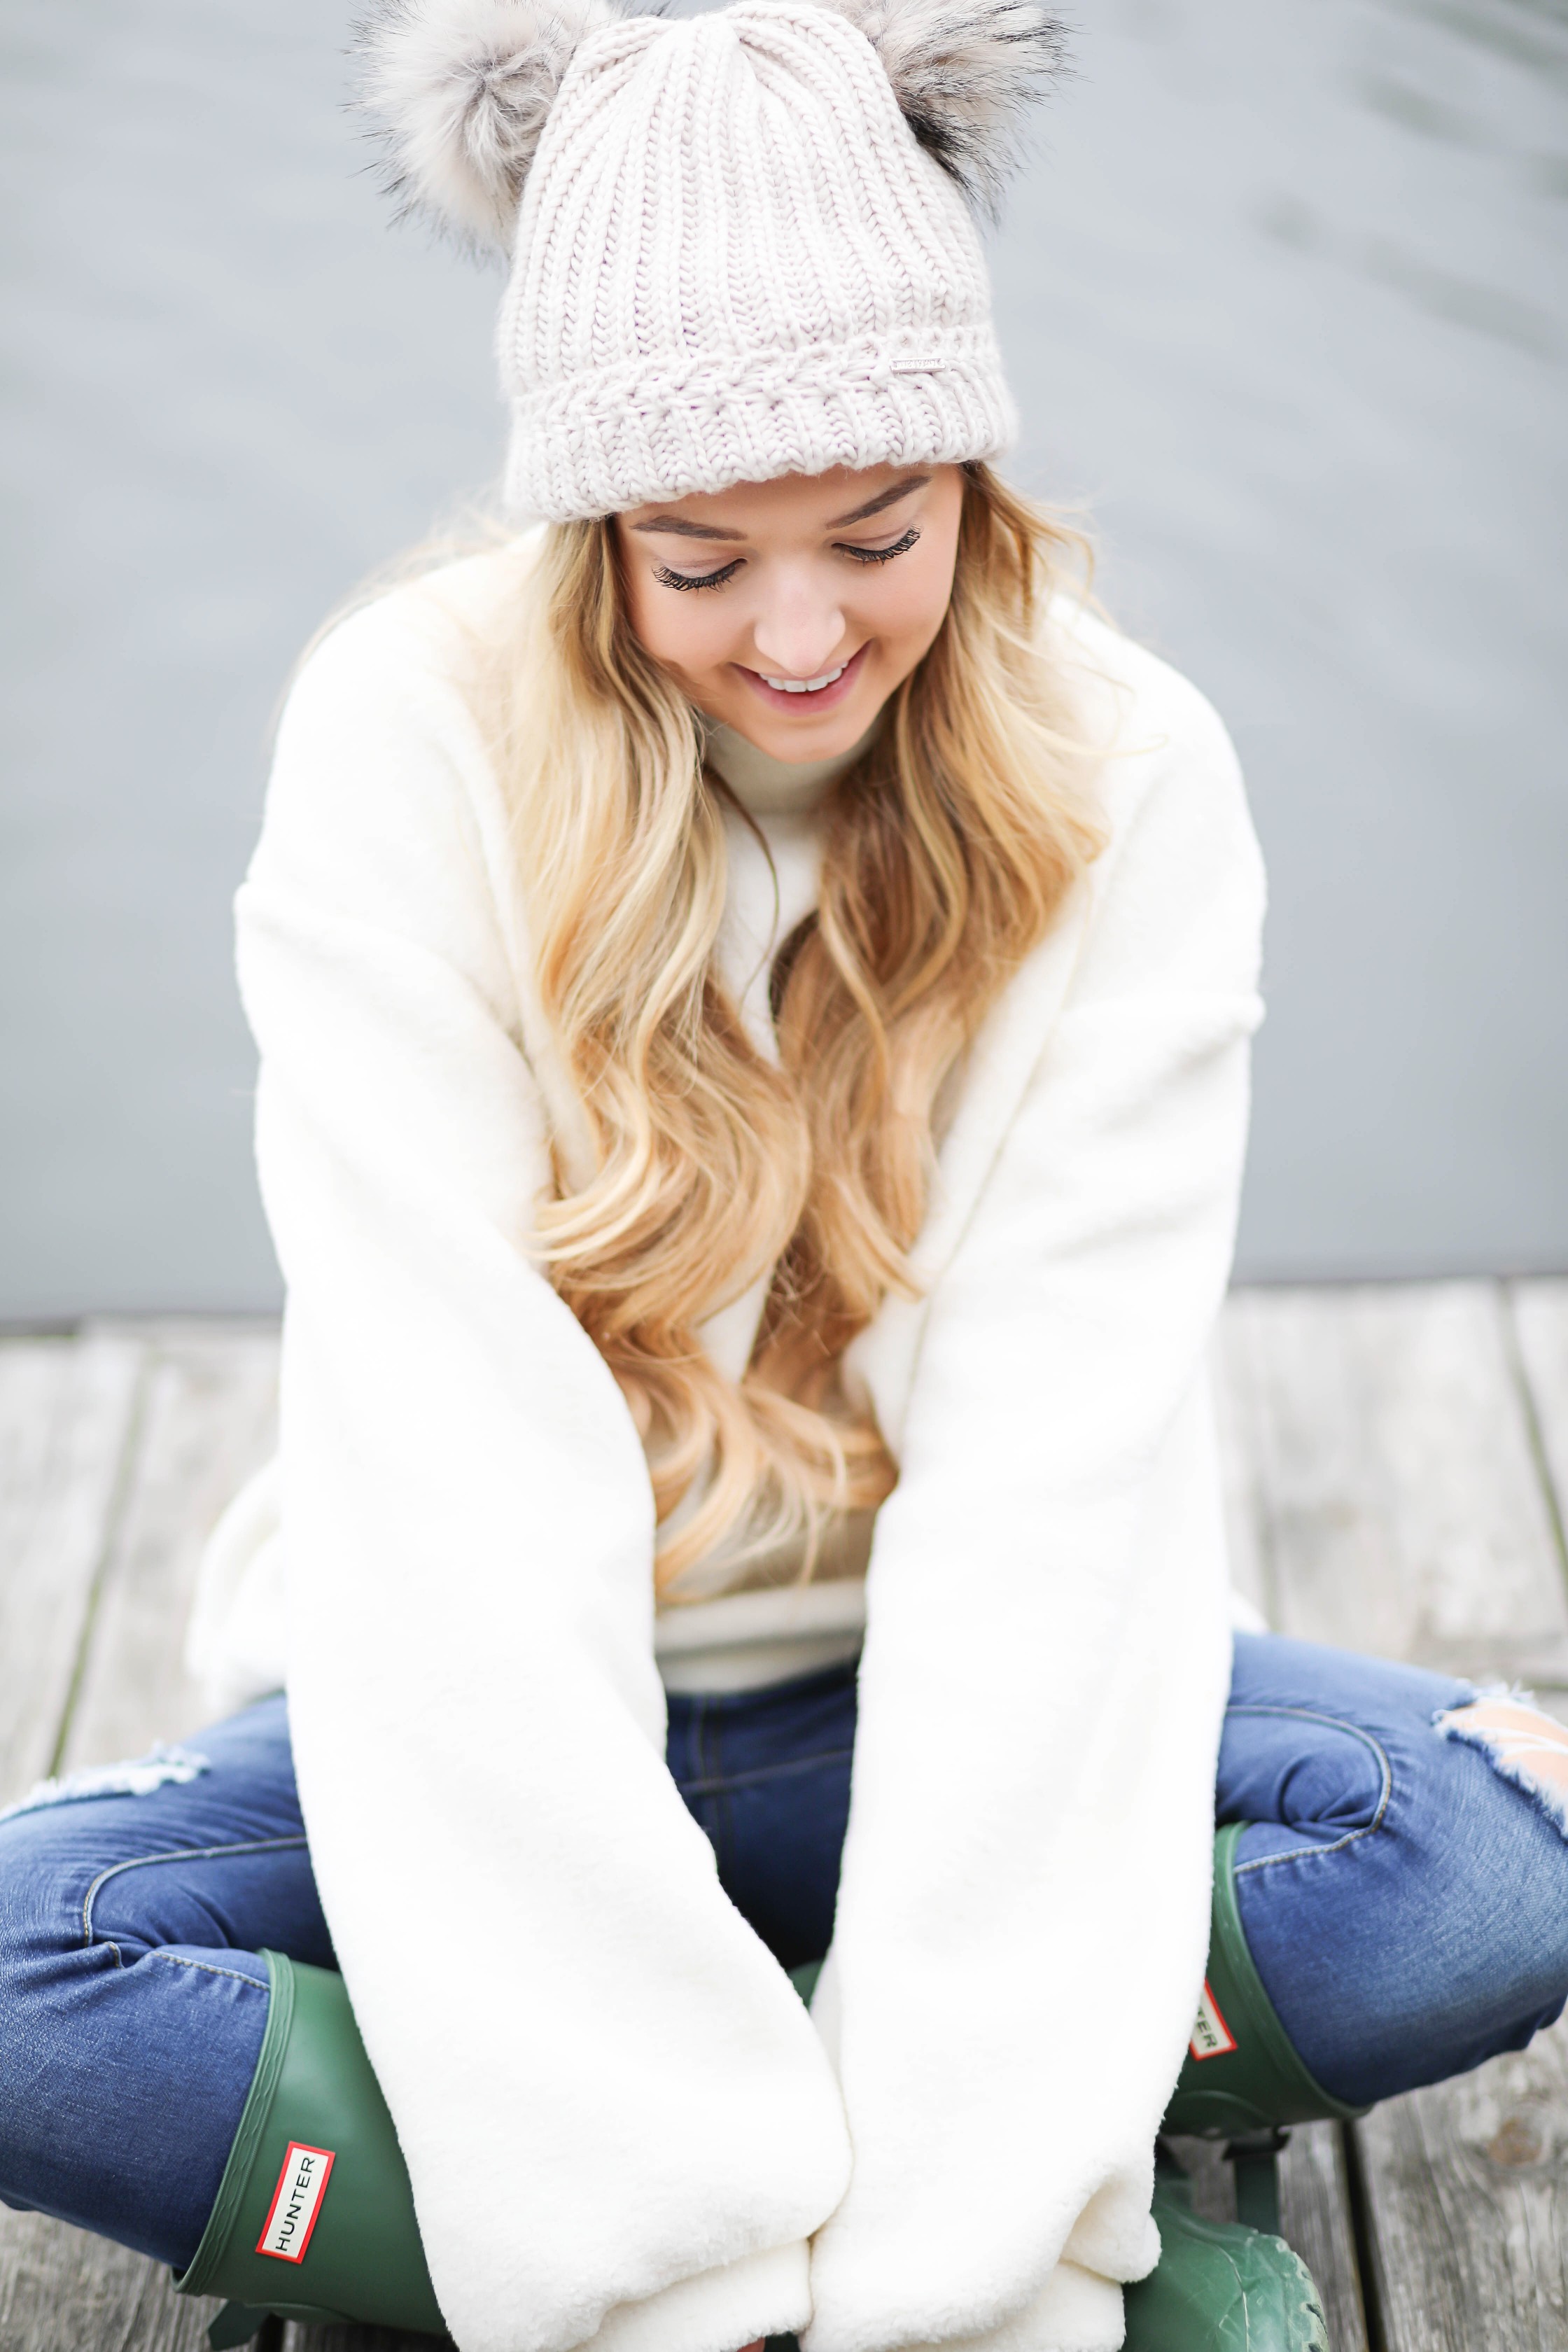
xmin=256 ymin=2142 xmax=336 ymax=2263
xmin=1189 ymin=1978 xmax=1238 ymax=2062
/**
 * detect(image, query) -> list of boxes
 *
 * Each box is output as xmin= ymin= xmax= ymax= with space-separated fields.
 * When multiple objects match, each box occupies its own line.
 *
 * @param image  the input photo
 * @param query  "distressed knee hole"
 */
xmin=1436 ymin=1690 xmax=1568 ymax=1839
xmin=0 ymin=1744 xmax=209 ymax=1826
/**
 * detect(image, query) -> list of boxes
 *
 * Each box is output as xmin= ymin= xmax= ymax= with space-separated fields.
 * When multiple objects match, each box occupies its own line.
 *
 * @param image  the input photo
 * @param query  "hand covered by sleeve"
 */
xmin=806 ymin=634 xmax=1265 ymax=2352
xmin=239 ymin=575 xmax=851 ymax=2352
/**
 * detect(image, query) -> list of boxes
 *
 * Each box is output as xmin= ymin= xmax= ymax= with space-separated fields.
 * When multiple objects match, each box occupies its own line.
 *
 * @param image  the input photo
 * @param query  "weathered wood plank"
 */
xmin=1511 ymin=1278 xmax=1568 ymax=1592
xmin=0 ymin=2215 xmax=220 ymax=2352
xmin=1210 ymin=1334 xmax=1272 ymax=1626
xmin=0 ymin=1331 xmax=146 ymax=1806
xmin=57 ymin=1322 xmax=279 ymax=1769
xmin=0 ymin=1326 xmax=275 ymax=2352
xmin=1279 ymin=2124 xmax=1372 ymax=2352
xmin=1353 ymin=2006 xmax=1568 ymax=2352
xmin=1217 ymin=1282 xmax=1568 ymax=1681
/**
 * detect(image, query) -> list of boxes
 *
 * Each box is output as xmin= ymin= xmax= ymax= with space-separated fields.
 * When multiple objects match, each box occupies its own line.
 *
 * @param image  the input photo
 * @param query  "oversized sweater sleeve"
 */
xmin=237 ymin=584 xmax=851 ymax=2352
xmin=804 ymin=640 xmax=1266 ymax=2352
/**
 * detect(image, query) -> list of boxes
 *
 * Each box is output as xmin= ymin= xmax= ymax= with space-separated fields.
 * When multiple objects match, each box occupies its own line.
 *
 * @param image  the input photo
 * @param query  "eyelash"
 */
xmin=655 ymin=559 xmax=743 ymax=593
xmin=846 ymin=526 xmax=920 ymax=566
xmin=654 ymin=525 xmax=921 ymax=594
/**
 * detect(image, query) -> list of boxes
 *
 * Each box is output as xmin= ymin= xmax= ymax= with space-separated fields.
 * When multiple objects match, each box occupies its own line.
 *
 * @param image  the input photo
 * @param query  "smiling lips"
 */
xmin=739 ymin=643 xmax=867 ymax=712
xmin=762 ymin=659 xmax=848 ymax=694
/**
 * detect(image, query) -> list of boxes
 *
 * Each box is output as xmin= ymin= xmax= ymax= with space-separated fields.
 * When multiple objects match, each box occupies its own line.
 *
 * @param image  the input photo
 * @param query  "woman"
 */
xmin=4 ymin=5 xmax=1567 ymax=2350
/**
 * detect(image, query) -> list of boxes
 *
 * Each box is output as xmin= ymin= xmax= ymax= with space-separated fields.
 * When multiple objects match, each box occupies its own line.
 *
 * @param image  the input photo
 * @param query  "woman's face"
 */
xmin=614 ymin=462 xmax=965 ymax=761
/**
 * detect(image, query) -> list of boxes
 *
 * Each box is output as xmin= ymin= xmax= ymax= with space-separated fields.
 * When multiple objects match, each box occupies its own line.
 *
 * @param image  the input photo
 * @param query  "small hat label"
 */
xmin=1189 ymin=1978 xmax=1238 ymax=2062
xmin=256 ymin=2141 xmax=336 ymax=2262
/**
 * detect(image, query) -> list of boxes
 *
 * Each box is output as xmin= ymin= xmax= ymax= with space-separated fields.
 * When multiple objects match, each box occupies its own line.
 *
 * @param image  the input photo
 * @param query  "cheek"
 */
xmin=625 ymin=568 xmax=736 ymax=678
xmin=864 ymin=535 xmax=958 ymax=661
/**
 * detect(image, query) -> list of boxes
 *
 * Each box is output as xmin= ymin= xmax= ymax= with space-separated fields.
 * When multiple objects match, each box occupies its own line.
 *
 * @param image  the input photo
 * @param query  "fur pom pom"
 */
xmin=356 ymin=0 xmax=620 ymax=251
xmin=820 ymin=0 xmax=1068 ymax=216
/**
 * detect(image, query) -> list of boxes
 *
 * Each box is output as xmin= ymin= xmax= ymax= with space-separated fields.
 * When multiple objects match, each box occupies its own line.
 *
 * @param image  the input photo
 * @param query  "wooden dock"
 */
xmin=2 ymin=1280 xmax=1567 ymax=2352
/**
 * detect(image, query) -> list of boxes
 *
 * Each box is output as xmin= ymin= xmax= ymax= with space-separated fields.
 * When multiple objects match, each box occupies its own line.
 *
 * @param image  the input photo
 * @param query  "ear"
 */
xmin=356 ymin=0 xmax=621 ymax=252
xmin=820 ymin=0 xmax=1069 ymax=218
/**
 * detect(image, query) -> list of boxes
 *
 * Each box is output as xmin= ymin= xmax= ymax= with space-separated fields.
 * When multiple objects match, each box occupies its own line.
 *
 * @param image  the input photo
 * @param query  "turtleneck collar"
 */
xmin=703 ymin=713 xmax=883 ymax=818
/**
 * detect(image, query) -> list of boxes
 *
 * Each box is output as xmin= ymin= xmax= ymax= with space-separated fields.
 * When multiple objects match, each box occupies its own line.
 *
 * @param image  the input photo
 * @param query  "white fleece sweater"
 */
xmin=200 ymin=541 xmax=1264 ymax=2352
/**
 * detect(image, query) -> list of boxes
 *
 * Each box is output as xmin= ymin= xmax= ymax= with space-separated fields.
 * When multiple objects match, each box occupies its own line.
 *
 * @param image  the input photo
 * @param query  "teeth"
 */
xmin=762 ymin=660 xmax=848 ymax=694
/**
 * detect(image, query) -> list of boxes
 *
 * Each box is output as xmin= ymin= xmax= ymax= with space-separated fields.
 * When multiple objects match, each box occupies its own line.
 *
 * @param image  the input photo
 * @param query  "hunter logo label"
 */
xmin=256 ymin=2141 xmax=336 ymax=2262
xmin=1189 ymin=1978 xmax=1238 ymax=2062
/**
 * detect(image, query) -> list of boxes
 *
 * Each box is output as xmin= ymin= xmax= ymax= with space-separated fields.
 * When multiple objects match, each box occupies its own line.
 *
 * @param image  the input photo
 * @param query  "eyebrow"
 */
xmin=827 ymin=472 xmax=932 ymax=526
xmin=629 ymin=515 xmax=745 ymax=541
xmin=629 ymin=472 xmax=932 ymax=542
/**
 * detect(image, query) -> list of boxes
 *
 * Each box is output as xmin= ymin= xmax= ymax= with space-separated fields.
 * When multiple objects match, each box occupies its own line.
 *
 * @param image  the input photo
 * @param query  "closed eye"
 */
xmin=839 ymin=526 xmax=920 ymax=566
xmin=655 ymin=559 xmax=744 ymax=592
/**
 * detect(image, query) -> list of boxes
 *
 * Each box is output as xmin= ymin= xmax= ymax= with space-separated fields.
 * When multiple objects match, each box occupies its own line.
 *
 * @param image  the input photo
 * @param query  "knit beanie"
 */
xmin=360 ymin=0 xmax=1065 ymax=521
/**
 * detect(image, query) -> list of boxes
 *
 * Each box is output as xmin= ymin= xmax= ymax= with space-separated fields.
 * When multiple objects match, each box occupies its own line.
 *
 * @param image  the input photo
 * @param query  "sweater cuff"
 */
xmin=804 ymin=2260 xmax=1123 ymax=2352
xmin=580 ymin=2239 xmax=813 ymax=2352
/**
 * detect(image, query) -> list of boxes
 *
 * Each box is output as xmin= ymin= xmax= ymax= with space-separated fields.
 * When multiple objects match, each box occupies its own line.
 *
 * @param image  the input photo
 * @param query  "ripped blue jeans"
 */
xmin=1 ymin=1634 xmax=1567 ymax=2272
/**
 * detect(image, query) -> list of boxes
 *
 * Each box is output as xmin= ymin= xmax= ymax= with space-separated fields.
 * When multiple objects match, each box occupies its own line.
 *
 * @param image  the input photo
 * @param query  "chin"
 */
xmin=757 ymin=716 xmax=861 ymax=760
xmin=734 ymin=687 xmax=883 ymax=762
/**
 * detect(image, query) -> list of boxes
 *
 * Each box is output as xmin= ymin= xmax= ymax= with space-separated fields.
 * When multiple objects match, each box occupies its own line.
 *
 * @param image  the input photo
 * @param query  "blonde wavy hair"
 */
xmin=472 ymin=463 xmax=1102 ymax=1598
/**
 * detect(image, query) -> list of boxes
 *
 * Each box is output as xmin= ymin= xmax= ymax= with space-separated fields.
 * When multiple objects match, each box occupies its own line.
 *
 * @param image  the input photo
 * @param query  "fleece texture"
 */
xmin=205 ymin=540 xmax=1264 ymax=2352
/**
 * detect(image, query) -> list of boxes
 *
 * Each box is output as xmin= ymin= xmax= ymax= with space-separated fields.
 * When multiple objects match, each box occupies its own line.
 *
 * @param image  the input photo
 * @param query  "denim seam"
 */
xmin=694 ymin=1699 xmax=725 ymax=1877
xmin=148 ymin=1949 xmax=270 ymax=1994
xmin=81 ymin=1835 xmax=309 ymax=1958
xmin=676 ymin=1748 xmax=855 ymax=1800
xmin=1224 ymin=1706 xmax=1394 ymax=1875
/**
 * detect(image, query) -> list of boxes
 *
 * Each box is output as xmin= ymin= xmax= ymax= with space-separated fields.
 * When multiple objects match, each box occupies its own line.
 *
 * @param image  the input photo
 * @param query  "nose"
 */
xmin=750 ymin=575 xmax=848 ymax=682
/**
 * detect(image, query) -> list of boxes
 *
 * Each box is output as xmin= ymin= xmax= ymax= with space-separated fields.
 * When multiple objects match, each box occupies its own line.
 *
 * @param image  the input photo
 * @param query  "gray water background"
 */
xmin=2 ymin=0 xmax=1564 ymax=1316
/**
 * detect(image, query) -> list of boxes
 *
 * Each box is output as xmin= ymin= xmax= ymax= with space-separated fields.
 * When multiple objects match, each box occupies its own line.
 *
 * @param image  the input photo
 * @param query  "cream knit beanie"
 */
xmin=360 ymin=0 xmax=1065 ymax=520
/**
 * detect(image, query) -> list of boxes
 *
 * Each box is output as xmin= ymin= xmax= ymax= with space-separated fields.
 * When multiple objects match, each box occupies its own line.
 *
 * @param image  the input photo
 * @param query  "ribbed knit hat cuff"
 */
xmin=500 ymin=327 xmax=1017 ymax=522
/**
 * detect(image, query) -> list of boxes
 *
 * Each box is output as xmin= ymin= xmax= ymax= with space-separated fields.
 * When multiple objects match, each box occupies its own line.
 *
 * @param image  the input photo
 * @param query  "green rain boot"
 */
xmin=1165 ymin=1823 xmax=1366 ymax=2146
xmin=174 ymin=1950 xmax=448 ymax=2349
xmin=1124 ymin=2154 xmax=1329 ymax=2352
xmin=1126 ymin=1821 xmax=1368 ymax=2349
